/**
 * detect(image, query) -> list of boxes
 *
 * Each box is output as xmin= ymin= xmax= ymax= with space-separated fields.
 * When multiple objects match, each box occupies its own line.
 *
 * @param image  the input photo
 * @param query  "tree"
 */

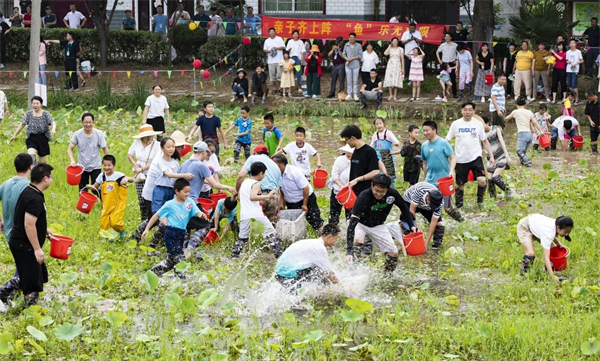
xmin=83 ymin=0 xmax=119 ymax=68
xmin=509 ymin=0 xmax=578 ymax=45
xmin=472 ymin=0 xmax=494 ymax=49
xmin=28 ymin=0 xmax=41 ymax=105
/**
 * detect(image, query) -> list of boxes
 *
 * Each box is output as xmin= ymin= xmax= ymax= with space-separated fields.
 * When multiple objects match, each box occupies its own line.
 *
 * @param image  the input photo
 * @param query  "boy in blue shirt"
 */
xmin=211 ymin=197 xmax=238 ymax=238
xmin=225 ymin=105 xmax=253 ymax=162
xmin=142 ymin=179 xmax=207 ymax=279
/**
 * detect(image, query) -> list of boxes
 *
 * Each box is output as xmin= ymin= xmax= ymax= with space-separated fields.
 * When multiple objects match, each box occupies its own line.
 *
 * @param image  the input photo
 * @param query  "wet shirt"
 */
xmin=275 ymin=238 xmax=332 ymax=278
xmin=156 ymin=198 xmax=201 ymax=230
xmin=351 ymin=187 xmax=413 ymax=228
xmin=215 ymin=198 xmax=236 ymax=223
xmin=242 ymin=154 xmax=281 ymax=191
xmin=421 ymin=137 xmax=453 ymax=185
xmin=349 ymin=144 xmax=379 ymax=196
xmin=527 ymin=214 xmax=557 ymax=250
xmin=446 ymin=118 xmax=486 ymax=164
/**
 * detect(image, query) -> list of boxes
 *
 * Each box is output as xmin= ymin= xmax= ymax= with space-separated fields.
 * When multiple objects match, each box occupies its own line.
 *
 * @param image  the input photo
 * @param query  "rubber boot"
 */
xmin=592 ymin=144 xmax=598 ymax=154
xmin=477 ymin=184 xmax=486 ymax=206
xmin=24 ymin=292 xmax=39 ymax=307
xmin=266 ymin=235 xmax=283 ymax=258
xmin=231 ymin=238 xmax=249 ymax=258
xmin=233 ymin=150 xmax=240 ymax=162
xmin=445 ymin=207 xmax=464 ymax=222
xmin=516 ymin=150 xmax=532 ymax=167
xmin=362 ymin=236 xmax=373 ymax=256
xmin=456 ymin=89 xmax=463 ymax=102
xmin=0 ymin=277 xmax=20 ymax=304
xmin=520 ymin=255 xmax=535 ymax=275
xmin=492 ymin=176 xmax=511 ymax=199
xmin=455 ymin=188 xmax=464 ymax=209
xmin=150 ymin=222 xmax=167 ymax=249
xmin=488 ymin=180 xmax=497 ymax=198
xmin=133 ymin=220 xmax=148 ymax=241
xmin=431 ymin=225 xmax=445 ymax=249
xmin=30 ymin=154 xmax=37 ymax=166
xmin=550 ymin=137 xmax=557 ymax=150
xmin=384 ymin=255 xmax=399 ymax=273
xmin=151 ymin=254 xmax=178 ymax=276
xmin=533 ymin=144 xmax=539 ymax=151
xmin=465 ymin=82 xmax=472 ymax=102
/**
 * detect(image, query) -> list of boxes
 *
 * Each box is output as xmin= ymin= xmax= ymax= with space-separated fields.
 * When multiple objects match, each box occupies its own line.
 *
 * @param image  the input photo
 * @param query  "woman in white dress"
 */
xmin=383 ymin=37 xmax=405 ymax=101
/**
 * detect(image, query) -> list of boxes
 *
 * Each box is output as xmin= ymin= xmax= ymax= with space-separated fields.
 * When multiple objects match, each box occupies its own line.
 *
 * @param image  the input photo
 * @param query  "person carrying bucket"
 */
xmin=402 ymin=182 xmax=445 ymax=249
xmin=345 ymin=174 xmax=417 ymax=273
xmin=275 ymin=224 xmax=341 ymax=293
xmin=584 ymin=90 xmax=600 ymax=154
xmin=279 ymin=126 xmax=322 ymax=180
xmin=550 ymin=116 xmax=580 ymax=151
xmin=327 ymin=144 xmax=353 ymax=226
xmin=370 ymin=117 xmax=400 ymax=184
xmin=85 ymin=155 xmax=133 ymax=237
xmin=517 ymin=214 xmax=573 ymax=281
xmin=141 ymin=179 xmax=208 ymax=280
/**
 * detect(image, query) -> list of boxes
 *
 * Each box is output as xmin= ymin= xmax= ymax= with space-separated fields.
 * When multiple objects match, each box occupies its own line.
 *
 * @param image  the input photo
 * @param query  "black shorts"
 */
xmin=404 ymin=200 xmax=442 ymax=223
xmin=403 ymin=168 xmax=421 ymax=185
xmin=25 ymin=133 xmax=51 ymax=157
xmin=591 ymin=128 xmax=599 ymax=142
xmin=146 ymin=117 xmax=165 ymax=133
xmin=455 ymin=157 xmax=485 ymax=185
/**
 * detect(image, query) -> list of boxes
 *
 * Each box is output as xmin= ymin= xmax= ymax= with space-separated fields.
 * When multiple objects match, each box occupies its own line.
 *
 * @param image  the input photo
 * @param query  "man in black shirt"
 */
xmin=341 ymin=125 xmax=380 ymax=197
xmin=360 ymin=69 xmax=383 ymax=110
xmin=5 ymin=163 xmax=54 ymax=307
xmin=327 ymin=37 xmax=346 ymax=98
xmin=449 ymin=21 xmax=471 ymax=44
xmin=583 ymin=17 xmax=599 ymax=78
xmin=0 ymin=13 xmax=10 ymax=68
xmin=346 ymin=175 xmax=417 ymax=272
xmin=193 ymin=5 xmax=211 ymax=29
xmin=585 ymin=89 xmax=600 ymax=153
xmin=45 ymin=32 xmax=80 ymax=91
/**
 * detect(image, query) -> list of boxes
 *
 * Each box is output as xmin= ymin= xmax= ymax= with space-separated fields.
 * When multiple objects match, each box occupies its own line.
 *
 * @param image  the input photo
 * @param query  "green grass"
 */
xmin=0 ymin=106 xmax=598 ymax=360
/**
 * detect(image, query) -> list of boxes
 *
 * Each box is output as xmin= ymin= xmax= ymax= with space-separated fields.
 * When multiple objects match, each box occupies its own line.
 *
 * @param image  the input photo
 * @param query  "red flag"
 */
xmin=87 ymin=71 xmax=91 ymax=78
xmin=113 ymin=70 xmax=117 ymax=78
xmin=180 ymin=70 xmax=185 ymax=77
xmin=8 ymin=71 xmax=12 ymax=78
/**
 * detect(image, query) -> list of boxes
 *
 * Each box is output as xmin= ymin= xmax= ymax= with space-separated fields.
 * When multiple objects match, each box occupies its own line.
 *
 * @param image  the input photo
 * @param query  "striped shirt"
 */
xmin=490 ymin=83 xmax=505 ymax=112
xmin=402 ymin=182 xmax=442 ymax=218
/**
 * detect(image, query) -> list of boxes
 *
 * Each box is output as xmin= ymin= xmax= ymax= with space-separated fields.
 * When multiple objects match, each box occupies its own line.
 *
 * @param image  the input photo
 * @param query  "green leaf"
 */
xmin=125 ymin=240 xmax=138 ymax=249
xmin=376 ymin=110 xmax=388 ymax=119
xmin=547 ymin=170 xmax=559 ymax=179
xmin=26 ymin=326 xmax=47 ymax=342
xmin=106 ymin=311 xmax=128 ymax=328
xmin=164 ymin=293 xmax=182 ymax=308
xmin=99 ymin=229 xmax=119 ymax=240
xmin=303 ymin=329 xmax=324 ymax=342
xmin=221 ymin=302 xmax=236 ymax=311
xmin=291 ymin=341 xmax=308 ymax=348
xmin=340 ymin=309 xmax=362 ymax=323
xmin=140 ymin=270 xmax=159 ymax=293
xmin=97 ymin=273 xmax=110 ymax=289
xmin=84 ymin=294 xmax=102 ymax=303
xmin=101 ymin=262 xmax=113 ymax=274
xmin=579 ymin=158 xmax=588 ymax=166
xmin=54 ymin=323 xmax=83 ymax=342
xmin=345 ymin=298 xmax=373 ymax=313
xmin=135 ymin=334 xmax=152 ymax=343
xmin=572 ymin=286 xmax=590 ymax=299
xmin=180 ymin=297 xmax=197 ymax=315
xmin=38 ymin=316 xmax=54 ymax=327
xmin=445 ymin=295 xmax=460 ymax=307
xmin=198 ymin=288 xmax=220 ymax=307
xmin=581 ymin=339 xmax=600 ymax=355
xmin=0 ymin=332 xmax=13 ymax=355
xmin=444 ymin=354 xmax=460 ymax=359
xmin=175 ymin=261 xmax=190 ymax=273
xmin=28 ymin=339 xmax=45 ymax=354
xmin=477 ymin=323 xmax=492 ymax=338
xmin=542 ymin=163 xmax=552 ymax=170
xmin=191 ymin=100 xmax=199 ymax=107
xmin=196 ymin=326 xmax=212 ymax=336
xmin=585 ymin=227 xmax=597 ymax=237
xmin=211 ymin=353 xmax=228 ymax=361
xmin=60 ymin=272 xmax=78 ymax=285
xmin=420 ymin=282 xmax=430 ymax=290
xmin=136 ymin=106 xmax=142 ymax=116
xmin=349 ymin=342 xmax=369 ymax=352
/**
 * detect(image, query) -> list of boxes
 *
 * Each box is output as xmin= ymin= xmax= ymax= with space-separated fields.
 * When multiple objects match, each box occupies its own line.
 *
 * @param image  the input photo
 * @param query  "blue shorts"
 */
xmin=164 ymin=226 xmax=186 ymax=256
xmin=566 ymin=72 xmax=578 ymax=88
xmin=152 ymin=185 xmax=174 ymax=213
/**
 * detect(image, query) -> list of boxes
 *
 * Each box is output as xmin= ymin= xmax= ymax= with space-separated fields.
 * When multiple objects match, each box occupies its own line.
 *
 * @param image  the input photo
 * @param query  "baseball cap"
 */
xmin=193 ymin=141 xmax=209 ymax=153
xmin=428 ymin=189 xmax=443 ymax=209
xmin=336 ymin=36 xmax=344 ymax=43
xmin=254 ymin=145 xmax=269 ymax=155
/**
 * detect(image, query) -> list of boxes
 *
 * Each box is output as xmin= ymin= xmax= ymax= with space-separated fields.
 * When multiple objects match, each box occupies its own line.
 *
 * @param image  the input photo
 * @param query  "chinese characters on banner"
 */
xmin=261 ymin=16 xmax=446 ymax=44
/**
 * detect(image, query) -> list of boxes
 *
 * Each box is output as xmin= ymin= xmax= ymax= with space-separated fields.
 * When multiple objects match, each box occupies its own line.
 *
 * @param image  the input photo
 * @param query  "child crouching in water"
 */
xmin=517 ymin=214 xmax=573 ymax=281
xmin=142 ymin=179 xmax=207 ymax=279
xmin=86 ymin=155 xmax=133 ymax=237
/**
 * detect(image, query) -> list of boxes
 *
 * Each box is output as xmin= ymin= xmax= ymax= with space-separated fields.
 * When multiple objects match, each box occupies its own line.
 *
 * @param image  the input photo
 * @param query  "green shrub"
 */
xmin=172 ymin=24 xmax=208 ymax=62
xmin=6 ymin=28 xmax=168 ymax=66
xmin=197 ymin=35 xmax=265 ymax=70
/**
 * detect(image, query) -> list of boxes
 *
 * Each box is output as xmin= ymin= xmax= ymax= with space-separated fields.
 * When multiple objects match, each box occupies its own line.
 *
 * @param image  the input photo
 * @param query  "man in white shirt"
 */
xmin=436 ymin=33 xmax=458 ymax=97
xmin=446 ymin=102 xmax=495 ymax=208
xmin=286 ymin=30 xmax=306 ymax=92
xmin=389 ymin=12 xmax=401 ymax=23
xmin=63 ymin=4 xmax=87 ymax=29
xmin=272 ymin=154 xmax=324 ymax=232
xmin=401 ymin=22 xmax=423 ymax=76
xmin=275 ymin=224 xmax=340 ymax=292
xmin=208 ymin=7 xmax=221 ymax=37
xmin=263 ymin=28 xmax=286 ymax=91
xmin=171 ymin=1 xmax=191 ymax=25
xmin=551 ymin=116 xmax=580 ymax=151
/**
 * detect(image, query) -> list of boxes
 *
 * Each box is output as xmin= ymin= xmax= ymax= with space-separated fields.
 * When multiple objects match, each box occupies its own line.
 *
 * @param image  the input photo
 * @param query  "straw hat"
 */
xmin=310 ymin=44 xmax=320 ymax=53
xmin=170 ymin=131 xmax=190 ymax=146
xmin=133 ymin=124 xmax=163 ymax=138
xmin=339 ymin=144 xmax=355 ymax=153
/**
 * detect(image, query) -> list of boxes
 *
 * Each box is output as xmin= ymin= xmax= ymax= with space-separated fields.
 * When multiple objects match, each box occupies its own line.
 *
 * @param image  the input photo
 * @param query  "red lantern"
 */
xmin=242 ymin=37 xmax=251 ymax=46
xmin=193 ymin=59 xmax=202 ymax=68
xmin=203 ymin=70 xmax=210 ymax=79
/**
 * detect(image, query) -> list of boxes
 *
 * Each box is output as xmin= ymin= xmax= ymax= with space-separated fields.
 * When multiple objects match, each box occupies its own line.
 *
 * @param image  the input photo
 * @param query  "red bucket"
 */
xmin=335 ymin=186 xmax=357 ymax=209
xmin=572 ymin=136 xmax=584 ymax=149
xmin=484 ymin=74 xmax=494 ymax=85
xmin=403 ymin=232 xmax=426 ymax=256
xmin=210 ymin=192 xmax=228 ymax=205
xmin=76 ymin=191 xmax=99 ymax=214
xmin=65 ymin=165 xmax=84 ymax=186
xmin=49 ymin=235 xmax=75 ymax=260
xmin=197 ymin=198 xmax=215 ymax=216
xmin=437 ymin=176 xmax=455 ymax=196
xmin=180 ymin=144 xmax=192 ymax=157
xmin=204 ymin=230 xmax=219 ymax=245
xmin=538 ymin=133 xmax=551 ymax=149
xmin=549 ymin=246 xmax=569 ymax=271
xmin=312 ymin=169 xmax=328 ymax=189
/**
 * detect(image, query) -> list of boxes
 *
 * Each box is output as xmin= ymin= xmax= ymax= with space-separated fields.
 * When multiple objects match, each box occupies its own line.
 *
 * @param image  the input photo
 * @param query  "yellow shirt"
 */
xmin=515 ymin=50 xmax=534 ymax=71
xmin=533 ymin=50 xmax=549 ymax=71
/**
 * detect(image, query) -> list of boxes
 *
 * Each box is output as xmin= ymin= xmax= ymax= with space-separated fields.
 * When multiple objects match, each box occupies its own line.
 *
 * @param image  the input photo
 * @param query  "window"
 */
xmin=262 ymin=0 xmax=324 ymax=14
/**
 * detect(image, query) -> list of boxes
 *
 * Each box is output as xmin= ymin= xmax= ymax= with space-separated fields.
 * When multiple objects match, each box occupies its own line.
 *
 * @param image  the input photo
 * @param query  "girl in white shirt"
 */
xmin=142 ymin=84 xmax=171 ymax=140
xmin=327 ymin=145 xmax=353 ymax=225
xmin=360 ymin=43 xmax=380 ymax=85
xmin=517 ymin=214 xmax=573 ymax=280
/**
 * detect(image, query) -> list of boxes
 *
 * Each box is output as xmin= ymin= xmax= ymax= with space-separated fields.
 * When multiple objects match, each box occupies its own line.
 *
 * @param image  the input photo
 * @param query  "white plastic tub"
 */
xmin=276 ymin=209 xmax=306 ymax=242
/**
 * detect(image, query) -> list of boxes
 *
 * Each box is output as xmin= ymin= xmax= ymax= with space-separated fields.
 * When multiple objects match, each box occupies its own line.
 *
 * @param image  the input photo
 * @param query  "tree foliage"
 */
xmin=509 ymin=0 xmax=578 ymax=45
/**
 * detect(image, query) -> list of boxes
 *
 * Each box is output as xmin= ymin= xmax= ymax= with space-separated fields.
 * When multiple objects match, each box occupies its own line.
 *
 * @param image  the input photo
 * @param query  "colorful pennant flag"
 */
xmin=493 ymin=41 xmax=498 ymax=47
xmin=69 ymin=71 xmax=73 ymax=77
xmin=322 ymin=39 xmax=326 ymax=45
xmin=224 ymin=58 xmax=228 ymax=64
xmin=8 ymin=71 xmax=12 ymax=78
xmin=237 ymin=22 xmax=241 ymax=29
xmin=167 ymin=70 xmax=172 ymax=79
xmin=87 ymin=71 xmax=91 ymax=78
xmin=113 ymin=71 xmax=117 ymax=78
xmin=219 ymin=77 xmax=222 ymax=84
xmin=200 ymin=82 xmax=203 ymax=89
xmin=212 ymin=80 xmax=216 ymax=87
xmin=294 ymin=65 xmax=301 ymax=72
xmin=40 ymin=71 xmax=45 ymax=78
xmin=283 ymin=38 xmax=288 ymax=43
xmin=127 ymin=71 xmax=131 ymax=79
xmin=180 ymin=70 xmax=185 ymax=77
xmin=309 ymin=39 xmax=314 ymax=45
xmin=54 ymin=71 xmax=59 ymax=78
xmin=23 ymin=71 xmax=27 ymax=79
xmin=377 ymin=40 xmax=383 ymax=47
xmin=140 ymin=70 xmax=145 ymax=74
xmin=154 ymin=71 xmax=158 ymax=78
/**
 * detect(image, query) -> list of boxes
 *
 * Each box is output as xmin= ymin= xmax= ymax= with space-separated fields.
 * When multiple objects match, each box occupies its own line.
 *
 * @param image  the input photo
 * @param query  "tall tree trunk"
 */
xmin=472 ymin=0 xmax=494 ymax=79
xmin=28 ymin=0 xmax=41 ymax=106
xmin=83 ymin=0 xmax=118 ymax=68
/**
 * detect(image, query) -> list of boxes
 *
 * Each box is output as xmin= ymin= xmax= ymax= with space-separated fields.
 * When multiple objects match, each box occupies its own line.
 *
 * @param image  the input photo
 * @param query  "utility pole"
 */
xmin=28 ymin=0 xmax=41 ymax=107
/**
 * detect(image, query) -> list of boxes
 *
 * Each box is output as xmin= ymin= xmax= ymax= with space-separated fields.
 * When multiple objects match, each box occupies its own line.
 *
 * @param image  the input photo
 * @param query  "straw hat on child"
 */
xmin=170 ymin=131 xmax=191 ymax=146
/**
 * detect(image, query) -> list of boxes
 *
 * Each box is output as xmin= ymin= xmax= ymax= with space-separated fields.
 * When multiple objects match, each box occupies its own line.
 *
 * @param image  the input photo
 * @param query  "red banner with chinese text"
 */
xmin=261 ymin=16 xmax=446 ymax=44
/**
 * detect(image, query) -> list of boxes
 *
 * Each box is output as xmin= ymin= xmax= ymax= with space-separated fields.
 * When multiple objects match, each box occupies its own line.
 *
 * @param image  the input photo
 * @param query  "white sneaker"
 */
xmin=0 ymin=64 xmax=4 ymax=68
xmin=345 ymin=94 xmax=352 ymax=101
xmin=353 ymin=95 xmax=359 ymax=102
xmin=312 ymin=94 xmax=318 ymax=99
